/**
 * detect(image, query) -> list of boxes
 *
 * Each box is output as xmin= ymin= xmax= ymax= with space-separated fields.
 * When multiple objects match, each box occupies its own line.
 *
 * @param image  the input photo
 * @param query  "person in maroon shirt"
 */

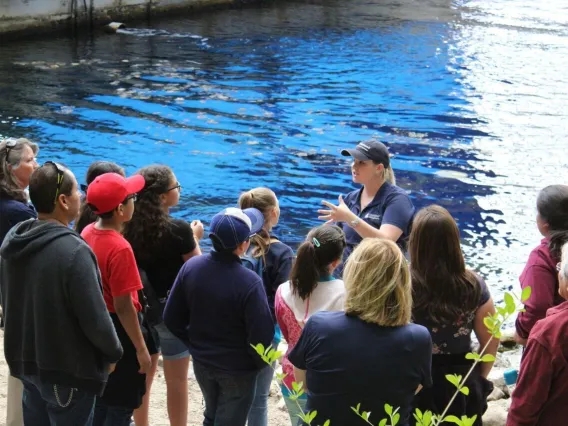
xmin=514 ymin=185 xmax=568 ymax=344
xmin=508 ymin=242 xmax=568 ymax=426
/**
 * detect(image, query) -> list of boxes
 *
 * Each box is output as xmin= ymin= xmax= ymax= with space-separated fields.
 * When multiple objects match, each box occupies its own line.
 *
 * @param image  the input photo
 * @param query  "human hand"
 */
xmin=191 ymin=220 xmax=204 ymax=240
xmin=136 ymin=348 xmax=152 ymax=374
xmin=108 ymin=363 xmax=117 ymax=374
xmin=318 ymin=195 xmax=354 ymax=224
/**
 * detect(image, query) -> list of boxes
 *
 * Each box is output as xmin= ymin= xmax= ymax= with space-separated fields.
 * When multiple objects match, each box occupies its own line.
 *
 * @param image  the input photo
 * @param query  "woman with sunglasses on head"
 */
xmin=318 ymin=140 xmax=415 ymax=274
xmin=0 ymin=137 xmax=39 ymax=426
xmin=514 ymin=185 xmax=568 ymax=345
xmin=123 ymin=164 xmax=203 ymax=426
xmin=75 ymin=161 xmax=125 ymax=234
xmin=0 ymin=138 xmax=40 ymax=243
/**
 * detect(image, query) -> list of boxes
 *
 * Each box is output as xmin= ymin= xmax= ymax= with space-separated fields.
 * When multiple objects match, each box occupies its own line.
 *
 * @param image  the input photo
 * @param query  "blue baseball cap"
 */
xmin=209 ymin=207 xmax=264 ymax=250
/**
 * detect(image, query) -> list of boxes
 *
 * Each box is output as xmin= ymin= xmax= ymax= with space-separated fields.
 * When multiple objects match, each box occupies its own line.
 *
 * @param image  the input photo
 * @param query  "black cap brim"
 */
xmin=341 ymin=148 xmax=372 ymax=161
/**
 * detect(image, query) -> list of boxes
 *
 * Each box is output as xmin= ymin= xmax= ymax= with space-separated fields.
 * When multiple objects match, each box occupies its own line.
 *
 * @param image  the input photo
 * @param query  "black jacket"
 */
xmin=0 ymin=219 xmax=123 ymax=394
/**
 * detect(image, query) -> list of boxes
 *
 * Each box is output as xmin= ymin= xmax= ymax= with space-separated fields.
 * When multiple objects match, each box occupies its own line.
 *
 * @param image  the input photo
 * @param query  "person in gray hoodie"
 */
xmin=0 ymin=161 xmax=123 ymax=426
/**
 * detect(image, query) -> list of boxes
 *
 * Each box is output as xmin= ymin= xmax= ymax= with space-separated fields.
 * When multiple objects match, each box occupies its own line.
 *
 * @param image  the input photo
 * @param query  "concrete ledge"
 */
xmin=0 ymin=0 xmax=261 ymax=41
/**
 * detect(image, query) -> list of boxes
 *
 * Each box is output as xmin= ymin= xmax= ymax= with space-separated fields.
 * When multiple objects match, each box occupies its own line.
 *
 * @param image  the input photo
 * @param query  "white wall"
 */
xmin=0 ymin=0 xmax=231 ymax=35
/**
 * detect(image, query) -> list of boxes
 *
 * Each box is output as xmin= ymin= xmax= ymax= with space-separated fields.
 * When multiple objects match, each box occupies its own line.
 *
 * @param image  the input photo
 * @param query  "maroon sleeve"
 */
xmin=508 ymin=339 xmax=553 ymax=426
xmin=515 ymin=263 xmax=558 ymax=339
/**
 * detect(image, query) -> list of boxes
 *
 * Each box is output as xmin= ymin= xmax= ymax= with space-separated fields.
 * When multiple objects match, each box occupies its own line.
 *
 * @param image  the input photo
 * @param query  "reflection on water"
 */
xmin=0 ymin=0 xmax=567 ymax=298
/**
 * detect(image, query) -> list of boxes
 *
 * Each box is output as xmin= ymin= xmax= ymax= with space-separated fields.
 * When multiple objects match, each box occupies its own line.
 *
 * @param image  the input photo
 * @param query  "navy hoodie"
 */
xmin=164 ymin=251 xmax=274 ymax=373
xmin=0 ymin=219 xmax=123 ymax=394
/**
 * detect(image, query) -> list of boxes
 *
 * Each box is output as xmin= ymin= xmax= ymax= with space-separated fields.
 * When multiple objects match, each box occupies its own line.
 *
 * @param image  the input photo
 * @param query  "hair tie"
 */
xmin=312 ymin=237 xmax=321 ymax=247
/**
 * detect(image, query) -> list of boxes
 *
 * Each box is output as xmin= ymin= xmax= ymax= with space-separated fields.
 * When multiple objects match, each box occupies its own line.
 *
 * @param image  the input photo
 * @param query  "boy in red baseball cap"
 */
xmin=81 ymin=172 xmax=153 ymax=424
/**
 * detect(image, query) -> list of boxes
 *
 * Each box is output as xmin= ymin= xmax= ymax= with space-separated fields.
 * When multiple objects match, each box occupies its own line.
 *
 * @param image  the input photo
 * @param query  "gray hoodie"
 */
xmin=0 ymin=219 xmax=123 ymax=395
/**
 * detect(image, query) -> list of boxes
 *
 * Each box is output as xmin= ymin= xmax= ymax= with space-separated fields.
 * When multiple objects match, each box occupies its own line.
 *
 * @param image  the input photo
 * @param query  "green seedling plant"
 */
xmin=253 ymin=286 xmax=531 ymax=426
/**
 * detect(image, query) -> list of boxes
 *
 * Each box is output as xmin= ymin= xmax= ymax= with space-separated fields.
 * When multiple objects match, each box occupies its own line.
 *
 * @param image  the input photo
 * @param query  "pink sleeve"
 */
xmin=515 ymin=264 xmax=558 ymax=339
xmin=275 ymin=287 xmax=290 ymax=343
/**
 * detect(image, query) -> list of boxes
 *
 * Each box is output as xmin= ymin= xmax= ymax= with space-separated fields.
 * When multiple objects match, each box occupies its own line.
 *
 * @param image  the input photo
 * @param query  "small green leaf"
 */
xmin=307 ymin=410 xmax=317 ymax=423
xmin=414 ymin=408 xmax=423 ymax=420
xmin=384 ymin=404 xmax=393 ymax=416
xmin=483 ymin=316 xmax=494 ymax=330
xmin=522 ymin=286 xmax=532 ymax=303
xmin=392 ymin=412 xmax=400 ymax=425
xmin=481 ymin=354 xmax=496 ymax=362
xmin=276 ymin=372 xmax=287 ymax=381
xmin=460 ymin=385 xmax=470 ymax=396
xmin=252 ymin=343 xmax=264 ymax=356
xmin=379 ymin=419 xmax=387 ymax=426
xmin=323 ymin=421 xmax=330 ymax=426
xmin=362 ymin=411 xmax=370 ymax=421
xmin=504 ymin=292 xmax=516 ymax=314
xmin=292 ymin=381 xmax=302 ymax=392
xmin=443 ymin=415 xmax=461 ymax=424
xmin=465 ymin=352 xmax=481 ymax=361
xmin=445 ymin=374 xmax=461 ymax=388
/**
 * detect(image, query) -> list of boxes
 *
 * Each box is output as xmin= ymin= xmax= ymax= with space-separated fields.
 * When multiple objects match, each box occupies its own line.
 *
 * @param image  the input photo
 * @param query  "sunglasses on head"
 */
xmin=42 ymin=161 xmax=66 ymax=205
xmin=3 ymin=138 xmax=18 ymax=162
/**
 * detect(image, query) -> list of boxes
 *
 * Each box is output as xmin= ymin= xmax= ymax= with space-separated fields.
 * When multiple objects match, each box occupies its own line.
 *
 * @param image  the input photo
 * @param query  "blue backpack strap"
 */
xmin=242 ymin=245 xmax=264 ymax=278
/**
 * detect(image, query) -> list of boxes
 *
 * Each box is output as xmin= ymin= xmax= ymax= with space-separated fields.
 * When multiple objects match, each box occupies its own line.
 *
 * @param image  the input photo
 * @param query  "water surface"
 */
xmin=1 ymin=0 xmax=567 ymax=298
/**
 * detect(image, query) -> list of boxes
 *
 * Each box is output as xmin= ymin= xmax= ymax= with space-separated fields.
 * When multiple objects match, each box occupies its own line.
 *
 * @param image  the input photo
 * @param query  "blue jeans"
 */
xmin=92 ymin=399 xmax=133 ymax=426
xmin=193 ymin=361 xmax=258 ymax=426
xmin=20 ymin=375 xmax=96 ymax=426
xmin=248 ymin=334 xmax=280 ymax=426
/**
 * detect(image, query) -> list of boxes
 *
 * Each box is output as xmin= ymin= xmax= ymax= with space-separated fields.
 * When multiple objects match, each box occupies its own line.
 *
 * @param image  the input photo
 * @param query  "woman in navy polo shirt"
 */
xmin=318 ymin=140 xmax=415 ymax=269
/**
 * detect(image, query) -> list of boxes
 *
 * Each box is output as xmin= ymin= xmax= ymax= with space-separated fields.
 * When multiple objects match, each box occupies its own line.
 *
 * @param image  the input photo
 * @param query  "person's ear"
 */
xmin=116 ymin=203 xmax=125 ymax=217
xmin=159 ymin=193 xmax=168 ymax=204
xmin=375 ymin=163 xmax=384 ymax=175
xmin=56 ymin=193 xmax=69 ymax=211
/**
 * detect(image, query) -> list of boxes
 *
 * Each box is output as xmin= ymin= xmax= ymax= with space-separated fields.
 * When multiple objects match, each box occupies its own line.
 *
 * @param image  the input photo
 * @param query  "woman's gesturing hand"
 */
xmin=318 ymin=195 xmax=355 ymax=224
xmin=191 ymin=220 xmax=204 ymax=240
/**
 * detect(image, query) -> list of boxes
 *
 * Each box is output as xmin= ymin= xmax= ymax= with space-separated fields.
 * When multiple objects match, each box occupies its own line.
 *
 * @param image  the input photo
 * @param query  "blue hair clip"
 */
xmin=312 ymin=237 xmax=321 ymax=247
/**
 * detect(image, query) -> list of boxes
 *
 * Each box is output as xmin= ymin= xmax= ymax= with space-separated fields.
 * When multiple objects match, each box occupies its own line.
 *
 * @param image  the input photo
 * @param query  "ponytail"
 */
xmin=238 ymin=187 xmax=278 ymax=259
xmin=290 ymin=241 xmax=320 ymax=300
xmin=384 ymin=165 xmax=396 ymax=185
xmin=550 ymin=230 xmax=568 ymax=260
xmin=290 ymin=225 xmax=346 ymax=300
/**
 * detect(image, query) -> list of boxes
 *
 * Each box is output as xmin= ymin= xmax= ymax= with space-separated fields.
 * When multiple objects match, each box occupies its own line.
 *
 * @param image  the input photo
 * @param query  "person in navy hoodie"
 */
xmin=318 ymin=140 xmax=415 ymax=272
xmin=163 ymin=207 xmax=274 ymax=426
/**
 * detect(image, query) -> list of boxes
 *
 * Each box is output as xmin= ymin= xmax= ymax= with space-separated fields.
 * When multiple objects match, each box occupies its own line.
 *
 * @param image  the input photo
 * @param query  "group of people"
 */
xmin=0 ymin=137 xmax=566 ymax=426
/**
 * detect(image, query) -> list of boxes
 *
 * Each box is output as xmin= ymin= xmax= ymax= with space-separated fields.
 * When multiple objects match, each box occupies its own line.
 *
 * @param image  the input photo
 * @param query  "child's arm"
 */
xmin=114 ymin=294 xmax=151 ymax=374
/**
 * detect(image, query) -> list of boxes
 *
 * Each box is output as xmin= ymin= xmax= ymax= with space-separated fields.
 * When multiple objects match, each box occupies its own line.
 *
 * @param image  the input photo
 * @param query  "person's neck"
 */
xmin=95 ymin=218 xmax=123 ymax=233
xmin=161 ymin=204 xmax=170 ymax=214
xmin=363 ymin=178 xmax=385 ymax=198
xmin=37 ymin=214 xmax=68 ymax=227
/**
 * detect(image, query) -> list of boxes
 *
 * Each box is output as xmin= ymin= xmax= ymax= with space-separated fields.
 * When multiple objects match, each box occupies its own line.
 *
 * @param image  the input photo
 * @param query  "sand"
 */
xmin=0 ymin=330 xmax=291 ymax=426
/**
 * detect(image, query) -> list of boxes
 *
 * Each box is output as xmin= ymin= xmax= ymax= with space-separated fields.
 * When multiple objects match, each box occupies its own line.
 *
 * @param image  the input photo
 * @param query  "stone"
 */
xmin=483 ymin=399 xmax=510 ymax=426
xmin=487 ymin=386 xmax=506 ymax=402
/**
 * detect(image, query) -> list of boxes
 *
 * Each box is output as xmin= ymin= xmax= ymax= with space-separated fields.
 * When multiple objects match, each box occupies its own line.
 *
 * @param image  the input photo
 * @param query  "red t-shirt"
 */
xmin=81 ymin=223 xmax=143 ymax=313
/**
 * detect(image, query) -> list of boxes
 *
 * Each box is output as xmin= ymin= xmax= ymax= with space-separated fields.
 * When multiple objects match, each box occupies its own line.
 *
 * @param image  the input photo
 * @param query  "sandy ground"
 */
xmin=0 ymin=330 xmax=291 ymax=426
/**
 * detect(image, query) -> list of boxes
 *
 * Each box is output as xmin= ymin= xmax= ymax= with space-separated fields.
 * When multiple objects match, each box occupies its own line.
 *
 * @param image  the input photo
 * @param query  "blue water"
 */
xmin=0 ymin=0 xmax=567 ymax=297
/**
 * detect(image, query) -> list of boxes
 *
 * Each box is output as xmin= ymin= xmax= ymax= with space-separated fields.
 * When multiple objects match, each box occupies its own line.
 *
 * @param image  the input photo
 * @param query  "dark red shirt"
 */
xmin=515 ymin=239 xmax=562 ymax=339
xmin=81 ymin=224 xmax=143 ymax=313
xmin=508 ymin=301 xmax=568 ymax=426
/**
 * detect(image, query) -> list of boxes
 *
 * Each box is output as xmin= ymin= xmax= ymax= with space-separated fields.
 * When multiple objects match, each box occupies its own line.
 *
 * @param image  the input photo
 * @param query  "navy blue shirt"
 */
xmin=289 ymin=311 xmax=432 ymax=426
xmin=0 ymin=198 xmax=36 ymax=244
xmin=341 ymin=182 xmax=415 ymax=265
xmin=256 ymin=239 xmax=294 ymax=320
xmin=163 ymin=251 xmax=274 ymax=373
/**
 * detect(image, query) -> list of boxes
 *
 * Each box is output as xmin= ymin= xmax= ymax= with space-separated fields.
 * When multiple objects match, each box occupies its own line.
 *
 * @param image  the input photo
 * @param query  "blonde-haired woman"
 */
xmin=318 ymin=141 xmax=415 ymax=274
xmin=238 ymin=187 xmax=294 ymax=426
xmin=289 ymin=239 xmax=432 ymax=426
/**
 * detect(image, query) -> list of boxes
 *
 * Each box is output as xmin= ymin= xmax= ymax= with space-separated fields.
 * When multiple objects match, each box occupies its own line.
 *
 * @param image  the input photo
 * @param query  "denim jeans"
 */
xmin=193 ymin=361 xmax=258 ymax=426
xmin=20 ymin=375 xmax=96 ymax=426
xmin=92 ymin=399 xmax=133 ymax=426
xmin=247 ymin=334 xmax=280 ymax=426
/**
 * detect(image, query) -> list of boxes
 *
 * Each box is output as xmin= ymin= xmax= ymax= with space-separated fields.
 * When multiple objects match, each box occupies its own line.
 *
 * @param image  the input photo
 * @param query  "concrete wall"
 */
xmin=0 ymin=0 xmax=241 ymax=38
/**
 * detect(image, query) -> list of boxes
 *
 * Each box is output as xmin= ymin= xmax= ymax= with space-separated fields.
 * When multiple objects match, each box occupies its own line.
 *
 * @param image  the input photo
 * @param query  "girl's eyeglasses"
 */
xmin=166 ymin=182 xmax=182 ymax=192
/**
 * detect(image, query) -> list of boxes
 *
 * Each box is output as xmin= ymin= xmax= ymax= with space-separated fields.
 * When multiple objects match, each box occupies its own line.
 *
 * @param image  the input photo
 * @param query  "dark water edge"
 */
xmin=0 ymin=0 xmax=567 ymax=300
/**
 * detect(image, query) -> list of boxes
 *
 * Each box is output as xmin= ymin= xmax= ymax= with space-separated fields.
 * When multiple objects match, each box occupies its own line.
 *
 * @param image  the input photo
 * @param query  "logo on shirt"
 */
xmin=365 ymin=213 xmax=382 ymax=221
